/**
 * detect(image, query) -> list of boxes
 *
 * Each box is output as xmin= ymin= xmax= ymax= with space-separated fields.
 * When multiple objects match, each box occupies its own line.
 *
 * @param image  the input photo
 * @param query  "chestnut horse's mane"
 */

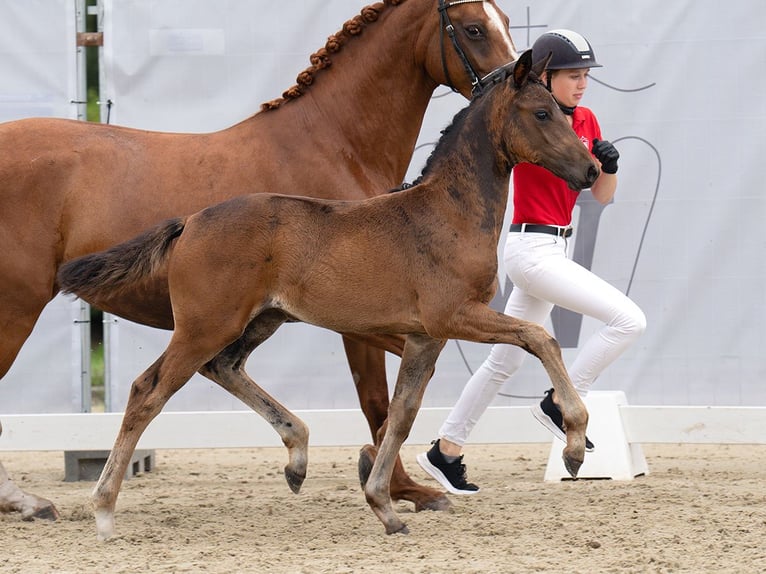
xmin=260 ymin=0 xmax=406 ymax=111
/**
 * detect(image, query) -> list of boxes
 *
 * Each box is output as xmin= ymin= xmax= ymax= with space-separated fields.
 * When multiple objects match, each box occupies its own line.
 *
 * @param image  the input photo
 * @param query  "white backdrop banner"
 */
xmin=0 ymin=0 xmax=79 ymax=122
xmin=0 ymin=0 xmax=84 ymax=414
xmin=92 ymin=0 xmax=766 ymax=411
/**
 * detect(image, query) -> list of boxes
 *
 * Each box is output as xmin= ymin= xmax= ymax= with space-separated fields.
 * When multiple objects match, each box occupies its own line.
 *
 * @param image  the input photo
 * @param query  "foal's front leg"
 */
xmin=200 ymin=311 xmax=309 ymax=494
xmin=363 ymin=334 xmax=445 ymax=534
xmin=445 ymin=304 xmax=588 ymax=476
xmin=343 ymin=335 xmax=451 ymax=512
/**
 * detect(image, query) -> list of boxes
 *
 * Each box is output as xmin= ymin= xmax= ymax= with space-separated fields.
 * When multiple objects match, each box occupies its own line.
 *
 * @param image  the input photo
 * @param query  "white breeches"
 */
xmin=439 ymin=231 xmax=646 ymax=447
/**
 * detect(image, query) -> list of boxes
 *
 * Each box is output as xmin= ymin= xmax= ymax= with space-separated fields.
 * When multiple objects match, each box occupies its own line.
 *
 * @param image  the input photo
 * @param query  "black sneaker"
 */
xmin=416 ymin=439 xmax=480 ymax=495
xmin=532 ymin=388 xmax=595 ymax=452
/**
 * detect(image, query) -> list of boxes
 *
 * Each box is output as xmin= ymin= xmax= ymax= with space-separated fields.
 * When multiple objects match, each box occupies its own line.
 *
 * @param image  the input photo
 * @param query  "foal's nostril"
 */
xmin=587 ymin=164 xmax=599 ymax=184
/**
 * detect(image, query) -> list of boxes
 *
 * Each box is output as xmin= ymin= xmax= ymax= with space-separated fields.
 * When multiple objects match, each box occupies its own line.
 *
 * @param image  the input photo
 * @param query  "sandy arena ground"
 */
xmin=1 ymin=443 xmax=765 ymax=573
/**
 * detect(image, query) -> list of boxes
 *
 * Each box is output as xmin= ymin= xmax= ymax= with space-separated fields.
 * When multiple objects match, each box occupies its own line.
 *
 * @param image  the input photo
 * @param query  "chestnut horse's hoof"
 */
xmin=284 ymin=466 xmax=306 ymax=494
xmin=32 ymin=502 xmax=60 ymax=521
xmin=414 ymin=493 xmax=452 ymax=512
xmin=22 ymin=500 xmax=60 ymax=522
xmin=563 ymin=454 xmax=583 ymax=478
xmin=386 ymin=522 xmax=410 ymax=535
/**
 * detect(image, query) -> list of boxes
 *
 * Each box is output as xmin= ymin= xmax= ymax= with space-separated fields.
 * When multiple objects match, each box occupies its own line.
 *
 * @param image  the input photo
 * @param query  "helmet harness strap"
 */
xmin=544 ymin=69 xmax=576 ymax=116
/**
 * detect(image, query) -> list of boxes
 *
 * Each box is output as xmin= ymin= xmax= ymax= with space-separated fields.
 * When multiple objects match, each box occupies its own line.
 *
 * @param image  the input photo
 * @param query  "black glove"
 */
xmin=591 ymin=138 xmax=619 ymax=174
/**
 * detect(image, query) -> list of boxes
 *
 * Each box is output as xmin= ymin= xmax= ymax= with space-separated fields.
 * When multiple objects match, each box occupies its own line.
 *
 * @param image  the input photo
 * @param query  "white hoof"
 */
xmin=94 ymin=508 xmax=115 ymax=541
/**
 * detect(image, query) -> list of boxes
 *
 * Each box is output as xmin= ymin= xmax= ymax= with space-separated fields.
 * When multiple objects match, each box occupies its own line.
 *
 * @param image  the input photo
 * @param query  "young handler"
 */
xmin=417 ymin=30 xmax=646 ymax=494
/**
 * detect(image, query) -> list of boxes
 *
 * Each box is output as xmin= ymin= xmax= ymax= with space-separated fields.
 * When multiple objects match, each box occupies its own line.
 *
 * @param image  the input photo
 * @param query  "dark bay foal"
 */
xmin=59 ymin=49 xmax=598 ymax=538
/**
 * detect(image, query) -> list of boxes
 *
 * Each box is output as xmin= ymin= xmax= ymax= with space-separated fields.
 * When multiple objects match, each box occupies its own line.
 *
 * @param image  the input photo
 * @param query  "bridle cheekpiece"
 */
xmin=437 ymin=0 xmax=514 ymax=98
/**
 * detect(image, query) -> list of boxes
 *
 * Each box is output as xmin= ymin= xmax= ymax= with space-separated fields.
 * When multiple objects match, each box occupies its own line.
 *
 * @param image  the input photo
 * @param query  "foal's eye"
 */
xmin=464 ymin=25 xmax=484 ymax=38
xmin=534 ymin=110 xmax=549 ymax=121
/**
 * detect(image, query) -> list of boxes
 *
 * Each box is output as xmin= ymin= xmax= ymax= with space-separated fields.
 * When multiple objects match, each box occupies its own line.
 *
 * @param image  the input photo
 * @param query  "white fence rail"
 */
xmin=1 ymin=406 xmax=764 ymax=452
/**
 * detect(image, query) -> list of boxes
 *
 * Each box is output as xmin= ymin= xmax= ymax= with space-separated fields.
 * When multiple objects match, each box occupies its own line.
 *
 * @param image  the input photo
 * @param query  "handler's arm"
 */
xmin=590 ymin=172 xmax=617 ymax=205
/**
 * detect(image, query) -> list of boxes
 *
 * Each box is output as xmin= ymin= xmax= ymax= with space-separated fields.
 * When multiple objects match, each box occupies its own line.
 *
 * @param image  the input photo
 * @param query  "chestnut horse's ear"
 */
xmin=532 ymin=51 xmax=552 ymax=79
xmin=512 ymin=49 xmax=534 ymax=88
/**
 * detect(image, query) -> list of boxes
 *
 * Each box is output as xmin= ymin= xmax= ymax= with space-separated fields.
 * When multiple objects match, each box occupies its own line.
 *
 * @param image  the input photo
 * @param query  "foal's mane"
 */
xmin=405 ymin=104 xmax=476 ymax=189
xmin=402 ymin=64 xmax=544 ymax=190
xmin=260 ymin=0 xmax=406 ymax=111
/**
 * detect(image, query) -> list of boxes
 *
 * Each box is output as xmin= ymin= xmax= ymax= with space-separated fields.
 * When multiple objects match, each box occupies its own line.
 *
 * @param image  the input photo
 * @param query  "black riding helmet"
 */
xmin=532 ymin=29 xmax=601 ymax=114
xmin=533 ymin=29 xmax=602 ymax=70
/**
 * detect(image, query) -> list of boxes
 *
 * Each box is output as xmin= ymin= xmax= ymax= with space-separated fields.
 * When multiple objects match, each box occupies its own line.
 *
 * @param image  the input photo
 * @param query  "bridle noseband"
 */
xmin=437 ymin=0 xmax=512 ymax=98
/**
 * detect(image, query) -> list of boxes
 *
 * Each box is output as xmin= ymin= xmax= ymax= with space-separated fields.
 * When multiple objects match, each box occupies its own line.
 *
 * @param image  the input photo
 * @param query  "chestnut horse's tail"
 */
xmin=58 ymin=218 xmax=186 ymax=301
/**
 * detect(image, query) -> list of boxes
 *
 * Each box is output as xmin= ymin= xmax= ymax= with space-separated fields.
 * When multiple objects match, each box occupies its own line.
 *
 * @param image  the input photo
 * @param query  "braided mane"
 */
xmin=260 ymin=0 xmax=406 ymax=111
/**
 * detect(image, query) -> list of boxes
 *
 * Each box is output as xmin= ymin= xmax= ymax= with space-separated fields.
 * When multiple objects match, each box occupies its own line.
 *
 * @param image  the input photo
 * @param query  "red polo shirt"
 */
xmin=511 ymin=106 xmax=602 ymax=226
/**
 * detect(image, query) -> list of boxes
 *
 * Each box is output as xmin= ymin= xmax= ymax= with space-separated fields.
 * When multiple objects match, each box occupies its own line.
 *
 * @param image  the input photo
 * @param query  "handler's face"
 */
xmin=549 ymin=68 xmax=589 ymax=108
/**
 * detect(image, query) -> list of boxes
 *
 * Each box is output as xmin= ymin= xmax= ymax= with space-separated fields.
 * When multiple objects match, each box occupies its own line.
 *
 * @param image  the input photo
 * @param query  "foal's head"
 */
xmin=487 ymin=49 xmax=600 ymax=190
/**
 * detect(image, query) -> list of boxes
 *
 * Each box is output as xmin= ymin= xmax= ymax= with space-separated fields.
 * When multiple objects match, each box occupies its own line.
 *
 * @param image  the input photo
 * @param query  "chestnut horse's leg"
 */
xmin=342 ymin=335 xmax=451 ymax=512
xmin=0 ymin=422 xmax=60 ymax=521
xmin=362 ymin=334 xmax=446 ymax=535
xmin=0 ymin=288 xmax=60 ymax=520
xmin=199 ymin=310 xmax=309 ymax=494
xmin=0 ymin=284 xmax=51 ymax=382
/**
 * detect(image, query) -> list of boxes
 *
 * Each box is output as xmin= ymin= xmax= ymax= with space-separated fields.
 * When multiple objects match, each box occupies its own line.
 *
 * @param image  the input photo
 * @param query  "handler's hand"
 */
xmin=591 ymin=138 xmax=619 ymax=174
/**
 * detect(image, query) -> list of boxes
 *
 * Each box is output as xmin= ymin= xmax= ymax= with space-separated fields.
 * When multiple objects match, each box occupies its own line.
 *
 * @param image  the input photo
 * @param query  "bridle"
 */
xmin=437 ymin=0 xmax=512 ymax=97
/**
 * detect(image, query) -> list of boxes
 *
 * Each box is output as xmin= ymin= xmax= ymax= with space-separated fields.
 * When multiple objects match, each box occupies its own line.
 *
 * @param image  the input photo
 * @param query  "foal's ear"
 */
xmin=513 ymin=49 xmax=534 ymax=88
xmin=532 ymin=51 xmax=552 ymax=78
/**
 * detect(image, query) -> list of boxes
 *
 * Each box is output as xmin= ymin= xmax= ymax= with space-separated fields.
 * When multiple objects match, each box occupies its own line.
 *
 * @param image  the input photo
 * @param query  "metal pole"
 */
xmin=75 ymin=0 xmax=92 ymax=412
xmin=102 ymin=314 xmax=115 ymax=412
xmin=95 ymin=0 xmax=115 ymax=412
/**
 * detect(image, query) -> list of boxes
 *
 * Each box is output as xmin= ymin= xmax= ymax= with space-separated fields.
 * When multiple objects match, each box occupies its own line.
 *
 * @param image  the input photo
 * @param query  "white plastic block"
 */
xmin=544 ymin=390 xmax=648 ymax=481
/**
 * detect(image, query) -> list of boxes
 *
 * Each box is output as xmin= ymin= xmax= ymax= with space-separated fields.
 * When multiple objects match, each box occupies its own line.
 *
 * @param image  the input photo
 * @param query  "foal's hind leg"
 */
xmin=363 ymin=334 xmax=446 ymax=535
xmin=92 ymin=336 xmax=216 ymax=540
xmin=199 ymin=310 xmax=309 ymax=494
xmin=343 ymin=336 xmax=451 ymax=513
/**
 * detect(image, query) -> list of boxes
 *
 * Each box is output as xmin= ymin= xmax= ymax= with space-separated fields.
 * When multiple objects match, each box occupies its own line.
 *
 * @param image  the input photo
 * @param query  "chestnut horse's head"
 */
xmin=490 ymin=49 xmax=600 ymax=190
xmin=425 ymin=0 xmax=518 ymax=98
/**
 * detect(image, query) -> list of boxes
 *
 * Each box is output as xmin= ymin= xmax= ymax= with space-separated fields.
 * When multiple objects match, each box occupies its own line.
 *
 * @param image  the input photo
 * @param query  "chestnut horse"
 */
xmin=0 ymin=0 xmax=518 ymax=520
xmin=59 ymin=50 xmax=597 ymax=538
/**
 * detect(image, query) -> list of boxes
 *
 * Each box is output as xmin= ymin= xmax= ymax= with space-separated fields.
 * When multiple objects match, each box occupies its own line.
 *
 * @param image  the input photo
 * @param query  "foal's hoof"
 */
xmin=562 ymin=453 xmax=583 ymax=478
xmin=358 ymin=444 xmax=376 ymax=489
xmin=284 ymin=466 xmax=306 ymax=494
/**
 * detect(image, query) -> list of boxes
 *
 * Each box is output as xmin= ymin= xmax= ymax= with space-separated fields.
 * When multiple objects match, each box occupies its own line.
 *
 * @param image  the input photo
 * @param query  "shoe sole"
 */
xmin=415 ymin=453 xmax=479 ymax=495
xmin=531 ymin=404 xmax=595 ymax=453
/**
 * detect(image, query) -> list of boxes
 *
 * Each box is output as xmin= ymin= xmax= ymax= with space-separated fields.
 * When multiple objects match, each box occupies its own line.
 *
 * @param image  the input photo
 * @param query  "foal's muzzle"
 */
xmin=567 ymin=163 xmax=600 ymax=191
xmin=586 ymin=164 xmax=600 ymax=186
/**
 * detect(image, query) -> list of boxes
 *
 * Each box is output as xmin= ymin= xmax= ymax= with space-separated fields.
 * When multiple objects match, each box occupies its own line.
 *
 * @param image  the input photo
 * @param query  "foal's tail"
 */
xmin=57 ymin=218 xmax=186 ymax=301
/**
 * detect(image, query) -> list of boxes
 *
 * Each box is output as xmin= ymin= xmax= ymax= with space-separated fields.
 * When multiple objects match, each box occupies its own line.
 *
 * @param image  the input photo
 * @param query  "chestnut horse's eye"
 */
xmin=534 ymin=110 xmax=549 ymax=121
xmin=464 ymin=25 xmax=484 ymax=39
